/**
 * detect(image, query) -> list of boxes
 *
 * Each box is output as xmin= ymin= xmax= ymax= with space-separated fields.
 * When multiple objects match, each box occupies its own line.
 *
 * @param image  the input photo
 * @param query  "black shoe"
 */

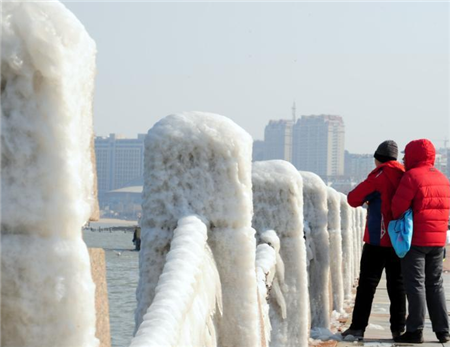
xmin=394 ymin=330 xmax=424 ymax=344
xmin=341 ymin=328 xmax=364 ymax=340
xmin=436 ymin=332 xmax=450 ymax=343
xmin=392 ymin=330 xmax=405 ymax=339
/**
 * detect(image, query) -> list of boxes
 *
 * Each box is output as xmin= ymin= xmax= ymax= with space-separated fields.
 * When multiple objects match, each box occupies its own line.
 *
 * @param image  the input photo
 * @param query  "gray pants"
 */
xmin=401 ymin=246 xmax=449 ymax=333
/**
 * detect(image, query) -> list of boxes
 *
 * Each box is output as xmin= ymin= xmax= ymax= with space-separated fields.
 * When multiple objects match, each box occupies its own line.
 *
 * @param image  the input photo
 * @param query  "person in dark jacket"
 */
xmin=392 ymin=139 xmax=450 ymax=344
xmin=342 ymin=140 xmax=406 ymax=340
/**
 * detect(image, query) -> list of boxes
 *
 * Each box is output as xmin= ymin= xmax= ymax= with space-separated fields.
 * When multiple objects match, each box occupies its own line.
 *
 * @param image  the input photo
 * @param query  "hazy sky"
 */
xmin=64 ymin=1 xmax=449 ymax=154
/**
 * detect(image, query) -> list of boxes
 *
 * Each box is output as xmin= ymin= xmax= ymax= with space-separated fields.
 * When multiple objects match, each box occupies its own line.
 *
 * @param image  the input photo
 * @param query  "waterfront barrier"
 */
xmin=133 ymin=112 xmax=364 ymax=347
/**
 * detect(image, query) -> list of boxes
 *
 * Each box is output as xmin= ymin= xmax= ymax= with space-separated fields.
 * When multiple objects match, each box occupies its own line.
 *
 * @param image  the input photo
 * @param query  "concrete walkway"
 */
xmin=336 ymin=251 xmax=450 ymax=347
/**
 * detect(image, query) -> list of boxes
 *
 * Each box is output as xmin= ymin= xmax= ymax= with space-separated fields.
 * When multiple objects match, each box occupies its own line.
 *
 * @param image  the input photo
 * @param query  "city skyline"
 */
xmin=65 ymin=1 xmax=449 ymax=154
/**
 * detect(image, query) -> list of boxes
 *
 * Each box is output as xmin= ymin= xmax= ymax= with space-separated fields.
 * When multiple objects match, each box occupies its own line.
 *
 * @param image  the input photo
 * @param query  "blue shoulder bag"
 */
xmin=388 ymin=209 xmax=413 ymax=258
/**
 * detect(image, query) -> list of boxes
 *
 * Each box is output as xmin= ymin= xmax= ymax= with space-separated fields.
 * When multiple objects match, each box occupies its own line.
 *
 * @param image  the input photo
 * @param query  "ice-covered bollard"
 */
xmin=339 ymin=193 xmax=355 ymax=302
xmin=253 ymin=161 xmax=309 ymax=347
xmin=300 ymin=171 xmax=330 ymax=329
xmin=327 ymin=187 xmax=344 ymax=313
xmin=135 ymin=112 xmax=260 ymax=346
xmin=351 ymin=209 xmax=358 ymax=278
xmin=1 ymin=1 xmax=98 ymax=346
xmin=357 ymin=207 xmax=366 ymax=261
xmin=352 ymin=209 xmax=361 ymax=277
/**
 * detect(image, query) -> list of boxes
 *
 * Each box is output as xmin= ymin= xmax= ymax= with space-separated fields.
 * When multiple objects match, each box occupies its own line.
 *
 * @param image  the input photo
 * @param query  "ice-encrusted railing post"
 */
xmin=327 ymin=187 xmax=344 ymax=314
xmin=1 ymin=1 xmax=98 ymax=346
xmin=134 ymin=112 xmax=260 ymax=347
xmin=339 ymin=193 xmax=355 ymax=302
xmin=357 ymin=207 xmax=366 ymax=268
xmin=351 ymin=209 xmax=360 ymax=280
xmin=252 ymin=161 xmax=310 ymax=347
xmin=300 ymin=171 xmax=330 ymax=331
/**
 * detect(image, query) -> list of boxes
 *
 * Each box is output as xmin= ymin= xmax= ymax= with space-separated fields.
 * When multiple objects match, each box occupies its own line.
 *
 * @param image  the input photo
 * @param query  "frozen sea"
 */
xmin=83 ymin=220 xmax=139 ymax=347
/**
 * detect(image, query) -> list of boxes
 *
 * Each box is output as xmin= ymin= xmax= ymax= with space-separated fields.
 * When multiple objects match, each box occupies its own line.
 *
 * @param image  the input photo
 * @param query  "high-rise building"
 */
xmin=252 ymin=140 xmax=265 ymax=162
xmin=263 ymin=120 xmax=294 ymax=162
xmin=95 ymin=134 xmax=146 ymax=194
xmin=292 ymin=115 xmax=345 ymax=179
xmin=344 ymin=151 xmax=374 ymax=181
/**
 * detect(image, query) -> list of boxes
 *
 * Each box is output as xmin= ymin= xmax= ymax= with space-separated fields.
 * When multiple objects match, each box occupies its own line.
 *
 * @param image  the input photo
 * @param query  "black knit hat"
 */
xmin=374 ymin=140 xmax=398 ymax=163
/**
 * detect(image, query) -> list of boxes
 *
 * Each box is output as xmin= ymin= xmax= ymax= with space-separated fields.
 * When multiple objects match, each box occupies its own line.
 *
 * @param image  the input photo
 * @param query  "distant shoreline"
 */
xmin=89 ymin=218 xmax=138 ymax=228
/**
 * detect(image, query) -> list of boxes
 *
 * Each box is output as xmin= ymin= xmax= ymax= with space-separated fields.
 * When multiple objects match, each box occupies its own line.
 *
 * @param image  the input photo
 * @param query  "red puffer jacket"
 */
xmin=348 ymin=160 xmax=405 ymax=247
xmin=392 ymin=139 xmax=450 ymax=246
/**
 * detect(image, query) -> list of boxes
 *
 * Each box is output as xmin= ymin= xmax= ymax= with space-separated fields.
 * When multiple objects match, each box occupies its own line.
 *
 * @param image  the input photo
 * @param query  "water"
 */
xmin=83 ymin=222 xmax=139 ymax=347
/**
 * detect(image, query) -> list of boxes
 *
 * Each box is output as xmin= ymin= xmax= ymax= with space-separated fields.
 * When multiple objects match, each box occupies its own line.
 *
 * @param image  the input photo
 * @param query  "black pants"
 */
xmin=350 ymin=243 xmax=406 ymax=332
xmin=401 ymin=246 xmax=449 ymax=333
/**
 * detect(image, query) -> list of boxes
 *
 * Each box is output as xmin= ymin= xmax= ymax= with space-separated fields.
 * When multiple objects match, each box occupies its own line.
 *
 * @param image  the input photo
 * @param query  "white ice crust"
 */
xmin=1 ymin=1 xmax=98 ymax=346
xmin=339 ymin=193 xmax=355 ymax=301
xmin=1 ymin=0 xmax=97 ymax=236
xmin=131 ymin=216 xmax=222 ymax=347
xmin=136 ymin=112 xmax=260 ymax=346
xmin=327 ymin=187 xmax=344 ymax=314
xmin=253 ymin=161 xmax=309 ymax=347
xmin=255 ymin=232 xmax=279 ymax=345
xmin=300 ymin=171 xmax=330 ymax=329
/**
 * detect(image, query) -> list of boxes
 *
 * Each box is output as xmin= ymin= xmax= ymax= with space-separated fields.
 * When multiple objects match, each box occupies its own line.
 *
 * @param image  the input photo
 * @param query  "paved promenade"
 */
xmin=336 ymin=249 xmax=450 ymax=347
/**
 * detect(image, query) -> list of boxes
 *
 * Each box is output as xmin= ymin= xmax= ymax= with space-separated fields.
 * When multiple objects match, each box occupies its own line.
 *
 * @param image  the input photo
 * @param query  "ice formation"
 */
xmin=136 ymin=112 xmax=260 ymax=346
xmin=339 ymin=193 xmax=355 ymax=301
xmin=357 ymin=207 xmax=366 ymax=270
xmin=1 ymin=1 xmax=98 ymax=346
xmin=130 ymin=216 xmax=222 ymax=347
xmin=300 ymin=171 xmax=330 ymax=329
xmin=352 ymin=209 xmax=360 ymax=279
xmin=355 ymin=208 xmax=365 ymax=274
xmin=255 ymin=231 xmax=280 ymax=345
xmin=327 ymin=187 xmax=344 ymax=313
xmin=252 ymin=161 xmax=309 ymax=347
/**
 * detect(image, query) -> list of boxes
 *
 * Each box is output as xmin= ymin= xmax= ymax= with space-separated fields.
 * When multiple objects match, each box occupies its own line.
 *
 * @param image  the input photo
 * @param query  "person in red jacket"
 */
xmin=392 ymin=139 xmax=450 ymax=344
xmin=342 ymin=140 xmax=406 ymax=340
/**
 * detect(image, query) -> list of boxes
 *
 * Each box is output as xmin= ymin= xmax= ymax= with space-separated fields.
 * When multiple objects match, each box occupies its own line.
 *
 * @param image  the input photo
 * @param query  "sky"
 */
xmin=64 ymin=1 xmax=449 ymax=154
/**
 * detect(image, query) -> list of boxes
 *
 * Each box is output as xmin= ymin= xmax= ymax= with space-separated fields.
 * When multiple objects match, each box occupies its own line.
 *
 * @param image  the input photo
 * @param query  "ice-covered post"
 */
xmin=327 ymin=187 xmax=344 ymax=314
xmin=339 ymin=193 xmax=355 ymax=302
xmin=135 ymin=112 xmax=260 ymax=346
xmin=252 ymin=161 xmax=309 ymax=347
xmin=300 ymin=171 xmax=330 ymax=330
xmin=357 ymin=207 xmax=366 ymax=263
xmin=1 ymin=1 xmax=98 ymax=346
xmin=352 ymin=209 xmax=361 ymax=277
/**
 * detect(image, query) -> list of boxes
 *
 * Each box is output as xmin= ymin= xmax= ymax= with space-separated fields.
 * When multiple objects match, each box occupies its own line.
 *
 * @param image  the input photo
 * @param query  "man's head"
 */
xmin=374 ymin=140 xmax=398 ymax=166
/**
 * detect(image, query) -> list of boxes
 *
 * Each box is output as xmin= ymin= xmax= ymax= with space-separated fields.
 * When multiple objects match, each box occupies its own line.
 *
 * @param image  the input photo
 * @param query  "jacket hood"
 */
xmin=373 ymin=160 xmax=404 ymax=184
xmin=379 ymin=160 xmax=404 ymax=170
xmin=404 ymin=139 xmax=435 ymax=170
